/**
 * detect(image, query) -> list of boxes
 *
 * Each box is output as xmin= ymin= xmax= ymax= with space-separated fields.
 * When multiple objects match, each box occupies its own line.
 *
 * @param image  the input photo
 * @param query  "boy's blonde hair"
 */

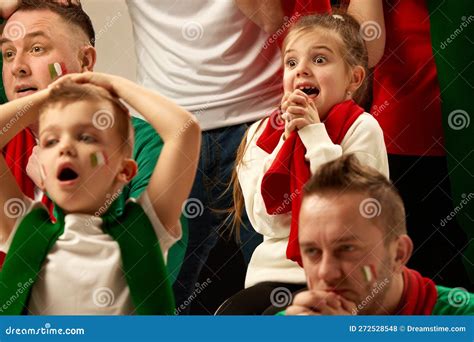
xmin=39 ymin=83 xmax=134 ymax=157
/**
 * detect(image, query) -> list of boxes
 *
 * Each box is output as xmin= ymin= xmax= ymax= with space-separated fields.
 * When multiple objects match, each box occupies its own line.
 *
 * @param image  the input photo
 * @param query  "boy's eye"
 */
xmin=43 ymin=138 xmax=58 ymax=148
xmin=79 ymin=134 xmax=97 ymax=143
xmin=285 ymin=58 xmax=297 ymax=68
xmin=313 ymin=56 xmax=327 ymax=64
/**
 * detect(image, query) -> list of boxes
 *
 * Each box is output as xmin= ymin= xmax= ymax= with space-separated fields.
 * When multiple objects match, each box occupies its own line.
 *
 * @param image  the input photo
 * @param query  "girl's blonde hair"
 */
xmin=226 ymin=12 xmax=370 ymax=239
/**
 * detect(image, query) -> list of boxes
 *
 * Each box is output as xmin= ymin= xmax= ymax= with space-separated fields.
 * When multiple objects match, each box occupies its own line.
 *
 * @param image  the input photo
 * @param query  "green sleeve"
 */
xmin=432 ymin=286 xmax=474 ymax=315
xmin=123 ymin=117 xmax=188 ymax=284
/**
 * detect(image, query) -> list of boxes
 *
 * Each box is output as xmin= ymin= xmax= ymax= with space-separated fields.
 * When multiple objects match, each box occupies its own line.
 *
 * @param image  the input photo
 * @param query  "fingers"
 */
xmin=287 ymin=118 xmax=311 ymax=132
xmin=289 ymin=290 xmax=356 ymax=315
xmin=286 ymin=305 xmax=318 ymax=316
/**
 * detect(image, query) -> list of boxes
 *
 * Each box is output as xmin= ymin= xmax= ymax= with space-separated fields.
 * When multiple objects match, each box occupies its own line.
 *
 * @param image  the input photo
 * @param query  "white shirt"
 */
xmin=239 ymin=114 xmax=390 ymax=287
xmin=0 ymin=193 xmax=180 ymax=315
xmin=126 ymin=0 xmax=282 ymax=130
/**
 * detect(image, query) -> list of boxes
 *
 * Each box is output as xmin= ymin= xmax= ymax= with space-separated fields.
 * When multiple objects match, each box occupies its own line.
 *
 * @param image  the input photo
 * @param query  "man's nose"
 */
xmin=317 ymin=254 xmax=342 ymax=284
xmin=11 ymin=53 xmax=32 ymax=77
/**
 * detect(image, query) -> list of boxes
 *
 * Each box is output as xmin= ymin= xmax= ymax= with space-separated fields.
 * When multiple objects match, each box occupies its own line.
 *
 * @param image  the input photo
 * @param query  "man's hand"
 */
xmin=49 ymin=72 xmax=120 ymax=97
xmin=0 ymin=0 xmax=19 ymax=19
xmin=286 ymin=290 xmax=357 ymax=315
xmin=0 ymin=0 xmax=81 ymax=19
xmin=281 ymin=90 xmax=320 ymax=139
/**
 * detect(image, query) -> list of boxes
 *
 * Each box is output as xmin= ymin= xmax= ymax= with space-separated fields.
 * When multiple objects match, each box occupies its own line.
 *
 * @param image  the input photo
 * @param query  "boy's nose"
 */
xmin=59 ymin=140 xmax=77 ymax=157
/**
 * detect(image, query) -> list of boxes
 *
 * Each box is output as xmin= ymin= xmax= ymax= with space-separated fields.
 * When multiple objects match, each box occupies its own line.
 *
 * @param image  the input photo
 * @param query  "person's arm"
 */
xmin=0 ymin=89 xmax=50 ymax=242
xmin=0 ymin=0 xmax=19 ymax=19
xmin=62 ymin=72 xmax=201 ymax=238
xmin=347 ymin=0 xmax=386 ymax=68
xmin=234 ymin=0 xmax=284 ymax=34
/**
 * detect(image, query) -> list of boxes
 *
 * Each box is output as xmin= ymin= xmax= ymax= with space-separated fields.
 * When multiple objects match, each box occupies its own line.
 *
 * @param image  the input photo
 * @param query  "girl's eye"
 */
xmin=313 ymin=56 xmax=327 ymax=64
xmin=286 ymin=58 xmax=297 ymax=68
xmin=79 ymin=134 xmax=97 ymax=143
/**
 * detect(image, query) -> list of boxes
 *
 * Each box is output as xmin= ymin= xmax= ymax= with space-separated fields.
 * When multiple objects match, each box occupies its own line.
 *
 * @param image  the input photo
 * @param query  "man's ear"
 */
xmin=79 ymin=45 xmax=96 ymax=72
xmin=116 ymin=158 xmax=138 ymax=184
xmin=392 ymin=235 xmax=413 ymax=272
xmin=347 ymin=65 xmax=365 ymax=94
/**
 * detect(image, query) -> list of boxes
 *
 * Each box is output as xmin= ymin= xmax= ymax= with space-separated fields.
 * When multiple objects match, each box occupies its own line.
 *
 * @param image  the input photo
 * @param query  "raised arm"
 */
xmin=347 ymin=0 xmax=386 ymax=68
xmin=63 ymin=72 xmax=201 ymax=237
xmin=0 ymin=88 xmax=50 ymax=241
xmin=234 ymin=0 xmax=285 ymax=34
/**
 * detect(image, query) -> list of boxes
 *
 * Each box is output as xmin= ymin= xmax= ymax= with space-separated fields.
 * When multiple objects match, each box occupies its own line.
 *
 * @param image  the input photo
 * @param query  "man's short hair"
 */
xmin=303 ymin=154 xmax=406 ymax=241
xmin=18 ymin=0 xmax=95 ymax=46
xmin=39 ymin=83 xmax=133 ymax=157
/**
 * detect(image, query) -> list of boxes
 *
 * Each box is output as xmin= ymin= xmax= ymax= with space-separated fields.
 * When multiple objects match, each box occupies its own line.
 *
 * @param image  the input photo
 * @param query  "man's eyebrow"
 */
xmin=0 ymin=30 xmax=50 ymax=46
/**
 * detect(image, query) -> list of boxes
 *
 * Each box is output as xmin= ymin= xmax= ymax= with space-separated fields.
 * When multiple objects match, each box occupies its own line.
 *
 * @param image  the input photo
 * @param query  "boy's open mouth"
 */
xmin=57 ymin=167 xmax=79 ymax=182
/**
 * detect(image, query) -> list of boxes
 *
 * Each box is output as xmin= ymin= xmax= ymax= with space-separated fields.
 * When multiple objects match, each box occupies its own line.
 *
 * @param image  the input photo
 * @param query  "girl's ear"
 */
xmin=347 ymin=65 xmax=365 ymax=94
xmin=116 ymin=159 xmax=138 ymax=184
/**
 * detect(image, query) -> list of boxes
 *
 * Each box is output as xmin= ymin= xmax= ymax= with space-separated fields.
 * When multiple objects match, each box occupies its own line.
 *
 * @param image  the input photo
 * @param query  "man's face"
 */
xmin=1 ymin=9 xmax=86 ymax=101
xmin=299 ymin=192 xmax=398 ymax=314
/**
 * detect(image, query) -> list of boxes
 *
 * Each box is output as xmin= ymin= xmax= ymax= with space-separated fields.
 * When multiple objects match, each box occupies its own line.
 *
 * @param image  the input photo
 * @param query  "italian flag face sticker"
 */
xmin=362 ymin=265 xmax=377 ymax=283
xmin=48 ymin=62 xmax=67 ymax=80
xmin=90 ymin=151 xmax=107 ymax=168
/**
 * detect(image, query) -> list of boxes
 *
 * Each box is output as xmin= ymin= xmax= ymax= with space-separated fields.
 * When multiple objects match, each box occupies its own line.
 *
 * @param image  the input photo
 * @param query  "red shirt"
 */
xmin=372 ymin=0 xmax=444 ymax=156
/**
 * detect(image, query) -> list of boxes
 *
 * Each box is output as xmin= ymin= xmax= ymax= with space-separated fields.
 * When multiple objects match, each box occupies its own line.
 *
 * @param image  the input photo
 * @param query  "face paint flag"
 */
xmin=90 ymin=151 xmax=107 ymax=168
xmin=48 ymin=62 xmax=67 ymax=80
xmin=362 ymin=265 xmax=377 ymax=283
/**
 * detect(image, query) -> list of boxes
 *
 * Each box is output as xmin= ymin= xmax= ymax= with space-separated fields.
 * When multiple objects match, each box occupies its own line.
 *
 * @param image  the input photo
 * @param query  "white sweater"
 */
xmin=239 ymin=113 xmax=389 ymax=288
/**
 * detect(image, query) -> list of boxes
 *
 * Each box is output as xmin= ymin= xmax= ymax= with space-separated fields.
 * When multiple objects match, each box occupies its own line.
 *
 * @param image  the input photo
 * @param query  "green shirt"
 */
xmin=125 ymin=117 xmax=188 ymax=283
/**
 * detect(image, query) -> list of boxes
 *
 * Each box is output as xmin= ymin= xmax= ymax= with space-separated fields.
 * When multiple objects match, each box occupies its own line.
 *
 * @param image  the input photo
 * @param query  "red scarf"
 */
xmin=257 ymin=100 xmax=364 ymax=266
xmin=396 ymin=267 xmax=438 ymax=315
